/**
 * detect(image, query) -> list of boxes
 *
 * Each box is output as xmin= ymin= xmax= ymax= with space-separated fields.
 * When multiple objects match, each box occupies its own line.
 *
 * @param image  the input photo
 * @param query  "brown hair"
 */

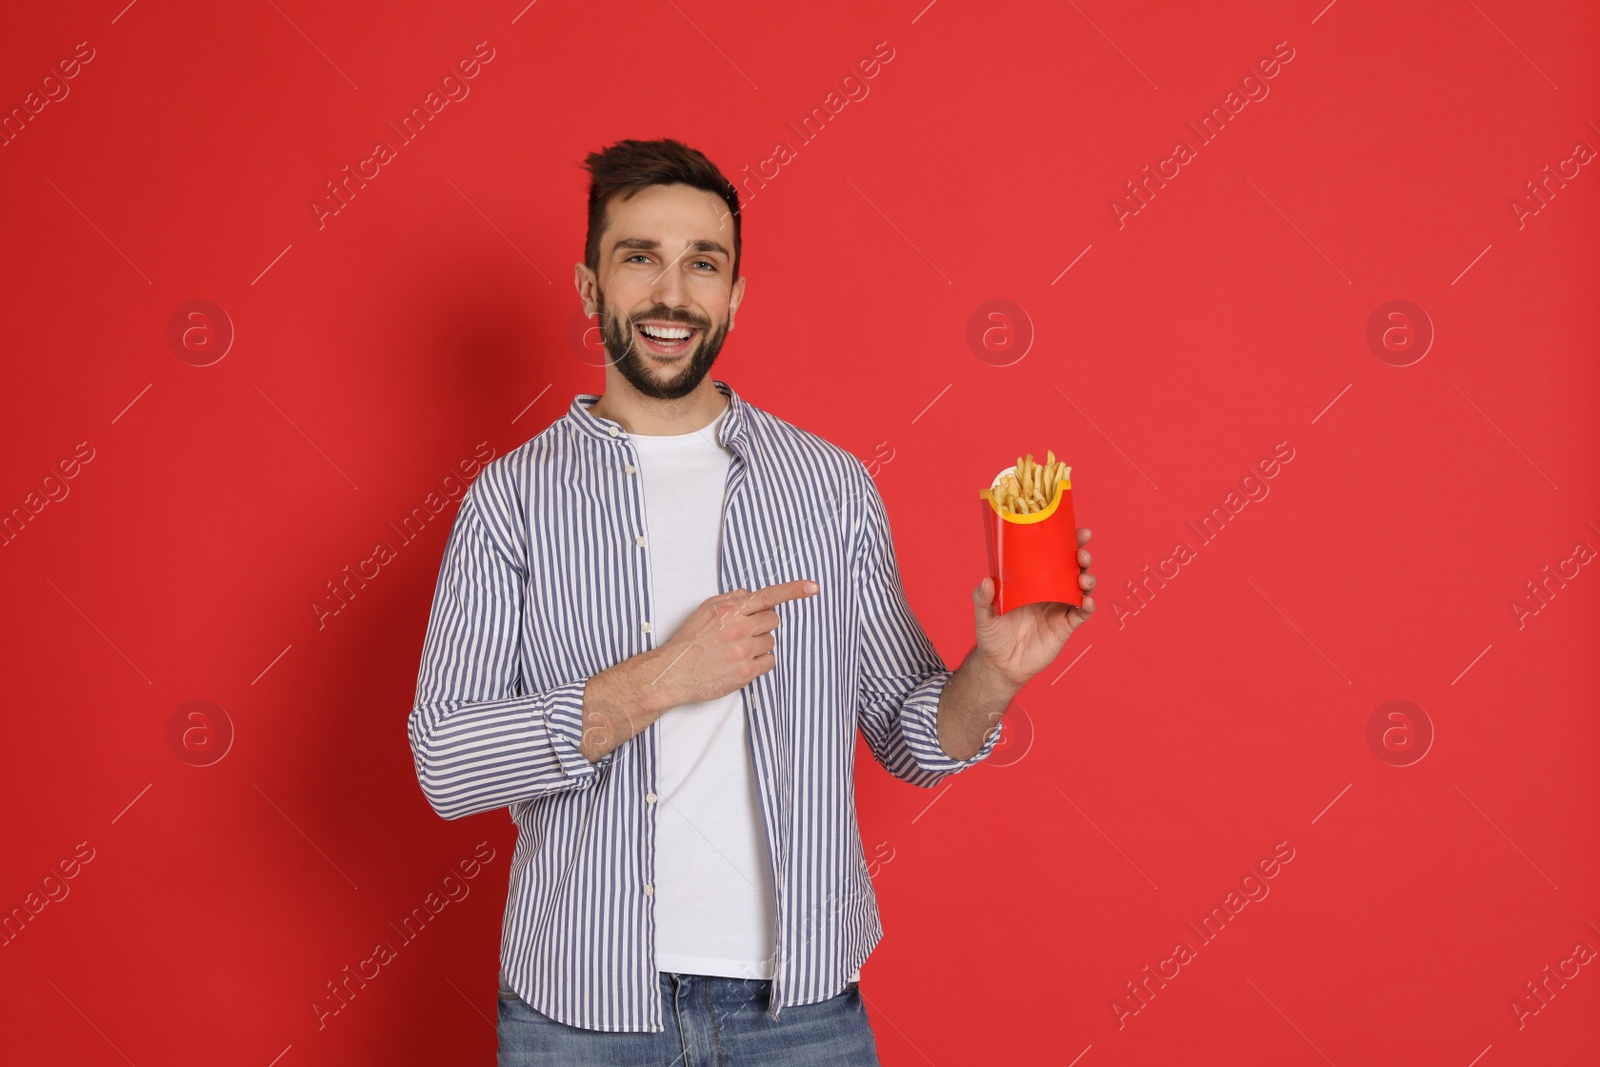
xmin=580 ymin=138 xmax=742 ymax=281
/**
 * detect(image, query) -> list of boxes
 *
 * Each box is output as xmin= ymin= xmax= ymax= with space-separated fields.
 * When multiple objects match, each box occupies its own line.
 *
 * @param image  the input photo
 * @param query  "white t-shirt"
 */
xmin=630 ymin=408 xmax=779 ymax=979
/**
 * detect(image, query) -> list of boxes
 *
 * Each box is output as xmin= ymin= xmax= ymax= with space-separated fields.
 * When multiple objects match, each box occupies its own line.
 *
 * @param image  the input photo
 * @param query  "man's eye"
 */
xmin=626 ymin=254 xmax=651 ymax=264
xmin=693 ymin=260 xmax=716 ymax=271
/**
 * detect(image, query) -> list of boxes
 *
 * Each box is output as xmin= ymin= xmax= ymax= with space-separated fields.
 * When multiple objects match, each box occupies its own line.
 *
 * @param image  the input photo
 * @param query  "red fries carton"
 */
xmin=979 ymin=462 xmax=1081 ymax=614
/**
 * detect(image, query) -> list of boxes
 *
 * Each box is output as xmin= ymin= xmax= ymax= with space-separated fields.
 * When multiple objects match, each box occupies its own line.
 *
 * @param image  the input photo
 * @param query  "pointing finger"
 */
xmin=740 ymin=579 xmax=820 ymax=614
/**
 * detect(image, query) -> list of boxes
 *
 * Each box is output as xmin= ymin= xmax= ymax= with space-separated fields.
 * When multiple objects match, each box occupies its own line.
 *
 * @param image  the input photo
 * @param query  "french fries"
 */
xmin=993 ymin=449 xmax=1071 ymax=515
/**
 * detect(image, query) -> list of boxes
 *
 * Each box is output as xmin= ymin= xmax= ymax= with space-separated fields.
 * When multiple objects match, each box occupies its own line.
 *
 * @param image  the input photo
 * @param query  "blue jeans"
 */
xmin=496 ymin=971 xmax=881 ymax=1066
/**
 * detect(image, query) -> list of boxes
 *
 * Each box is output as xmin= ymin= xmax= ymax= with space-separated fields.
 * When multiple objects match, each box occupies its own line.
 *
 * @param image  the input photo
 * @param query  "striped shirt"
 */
xmin=407 ymin=378 xmax=1000 ymax=1033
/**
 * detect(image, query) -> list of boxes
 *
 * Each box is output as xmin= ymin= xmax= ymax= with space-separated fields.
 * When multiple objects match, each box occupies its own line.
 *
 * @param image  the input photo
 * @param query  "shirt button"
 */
xmin=645 ymin=792 xmax=658 ymax=804
xmin=608 ymin=426 xmax=620 ymax=437
xmin=636 ymin=535 xmax=647 ymax=548
xmin=625 ymin=464 xmax=637 ymax=474
xmin=643 ymin=883 xmax=654 ymax=896
xmin=641 ymin=621 xmax=653 ymax=633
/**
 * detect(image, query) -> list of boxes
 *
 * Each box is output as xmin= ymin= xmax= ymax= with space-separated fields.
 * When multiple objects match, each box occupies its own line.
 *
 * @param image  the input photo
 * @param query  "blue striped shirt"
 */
xmin=407 ymin=378 xmax=1001 ymax=1033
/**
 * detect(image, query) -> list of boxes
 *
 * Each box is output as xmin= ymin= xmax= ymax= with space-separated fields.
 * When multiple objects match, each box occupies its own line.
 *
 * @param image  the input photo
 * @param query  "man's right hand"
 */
xmin=646 ymin=580 xmax=820 ymax=708
xmin=578 ymin=579 xmax=819 ymax=765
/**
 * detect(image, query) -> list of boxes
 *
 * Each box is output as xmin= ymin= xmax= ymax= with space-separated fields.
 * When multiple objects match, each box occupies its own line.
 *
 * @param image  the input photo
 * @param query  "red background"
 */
xmin=3 ymin=1 xmax=1597 ymax=1064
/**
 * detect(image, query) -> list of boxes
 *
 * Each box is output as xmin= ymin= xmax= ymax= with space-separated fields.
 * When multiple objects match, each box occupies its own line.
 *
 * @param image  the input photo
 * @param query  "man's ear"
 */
xmin=728 ymin=274 xmax=747 ymax=329
xmin=574 ymin=263 xmax=598 ymax=317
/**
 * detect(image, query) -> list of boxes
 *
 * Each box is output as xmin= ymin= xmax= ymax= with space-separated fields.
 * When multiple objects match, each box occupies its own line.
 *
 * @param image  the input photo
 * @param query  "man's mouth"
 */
xmin=635 ymin=322 xmax=701 ymax=357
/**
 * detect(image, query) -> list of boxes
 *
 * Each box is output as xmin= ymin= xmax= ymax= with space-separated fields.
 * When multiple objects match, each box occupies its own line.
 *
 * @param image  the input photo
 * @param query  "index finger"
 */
xmin=740 ymin=579 xmax=820 ymax=613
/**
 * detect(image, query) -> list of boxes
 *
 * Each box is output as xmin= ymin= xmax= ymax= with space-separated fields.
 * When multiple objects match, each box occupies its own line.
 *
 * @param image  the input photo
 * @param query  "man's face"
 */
xmin=583 ymin=182 xmax=744 ymax=402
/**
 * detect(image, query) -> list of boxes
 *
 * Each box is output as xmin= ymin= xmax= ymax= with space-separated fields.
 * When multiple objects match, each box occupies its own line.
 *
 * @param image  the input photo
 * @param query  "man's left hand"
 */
xmin=971 ymin=527 xmax=1096 ymax=689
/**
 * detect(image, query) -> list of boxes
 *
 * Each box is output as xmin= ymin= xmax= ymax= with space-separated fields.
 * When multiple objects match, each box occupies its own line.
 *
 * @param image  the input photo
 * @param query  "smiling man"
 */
xmin=407 ymin=138 xmax=1096 ymax=1065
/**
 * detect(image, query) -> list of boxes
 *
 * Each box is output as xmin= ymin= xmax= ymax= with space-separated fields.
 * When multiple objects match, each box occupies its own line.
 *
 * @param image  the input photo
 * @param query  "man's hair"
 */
xmin=581 ymin=138 xmax=742 ymax=281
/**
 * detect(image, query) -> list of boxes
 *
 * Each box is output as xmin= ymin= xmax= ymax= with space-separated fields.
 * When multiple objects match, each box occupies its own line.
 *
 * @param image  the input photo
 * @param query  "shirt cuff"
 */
xmin=543 ymin=678 xmax=616 ymax=780
xmin=899 ymin=670 xmax=1004 ymax=775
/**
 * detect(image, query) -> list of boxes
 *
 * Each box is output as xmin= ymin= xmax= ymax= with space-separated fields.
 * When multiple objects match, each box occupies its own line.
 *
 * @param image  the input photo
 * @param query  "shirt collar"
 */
xmin=567 ymin=378 xmax=750 ymax=454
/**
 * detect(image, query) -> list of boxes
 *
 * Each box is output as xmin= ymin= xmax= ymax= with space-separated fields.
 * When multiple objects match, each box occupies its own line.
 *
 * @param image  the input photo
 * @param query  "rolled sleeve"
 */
xmin=897 ymin=669 xmax=1004 ymax=775
xmin=543 ymin=677 xmax=617 ymax=780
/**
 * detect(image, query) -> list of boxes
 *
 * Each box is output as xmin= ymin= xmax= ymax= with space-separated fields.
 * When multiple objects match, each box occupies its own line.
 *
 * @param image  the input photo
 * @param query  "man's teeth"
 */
xmin=639 ymin=324 xmax=694 ymax=341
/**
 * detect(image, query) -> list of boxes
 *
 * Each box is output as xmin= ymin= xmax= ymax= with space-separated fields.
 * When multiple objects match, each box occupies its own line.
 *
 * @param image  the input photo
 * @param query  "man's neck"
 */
xmin=589 ymin=378 xmax=727 ymax=436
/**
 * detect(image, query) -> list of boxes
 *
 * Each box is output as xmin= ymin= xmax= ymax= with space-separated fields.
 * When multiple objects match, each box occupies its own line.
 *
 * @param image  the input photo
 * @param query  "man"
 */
xmin=408 ymin=138 xmax=1096 ymax=1065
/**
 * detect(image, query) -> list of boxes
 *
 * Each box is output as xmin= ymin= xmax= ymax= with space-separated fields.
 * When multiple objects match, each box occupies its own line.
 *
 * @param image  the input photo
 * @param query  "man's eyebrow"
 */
xmin=611 ymin=237 xmax=730 ymax=259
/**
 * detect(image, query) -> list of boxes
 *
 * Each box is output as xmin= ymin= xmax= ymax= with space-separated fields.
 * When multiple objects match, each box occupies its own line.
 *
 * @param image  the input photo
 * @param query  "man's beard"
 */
xmin=595 ymin=288 xmax=730 ymax=402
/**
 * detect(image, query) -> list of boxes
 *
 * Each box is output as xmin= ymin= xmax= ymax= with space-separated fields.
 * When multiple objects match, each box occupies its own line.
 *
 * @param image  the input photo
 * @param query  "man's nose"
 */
xmin=648 ymin=246 xmax=695 ymax=307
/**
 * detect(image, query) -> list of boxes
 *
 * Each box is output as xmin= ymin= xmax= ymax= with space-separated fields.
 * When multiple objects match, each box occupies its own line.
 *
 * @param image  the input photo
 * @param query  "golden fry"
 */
xmin=992 ymin=451 xmax=1081 ymax=518
xmin=994 ymin=451 xmax=1073 ymax=515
